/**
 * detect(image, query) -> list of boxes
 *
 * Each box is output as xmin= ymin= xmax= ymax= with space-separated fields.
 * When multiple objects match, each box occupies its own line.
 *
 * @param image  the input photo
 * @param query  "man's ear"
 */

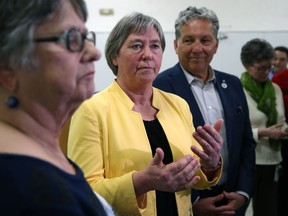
xmin=174 ymin=39 xmax=178 ymax=54
xmin=0 ymin=70 xmax=18 ymax=92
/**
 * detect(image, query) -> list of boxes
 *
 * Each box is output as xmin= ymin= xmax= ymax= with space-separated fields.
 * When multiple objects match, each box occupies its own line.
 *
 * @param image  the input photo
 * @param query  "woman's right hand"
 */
xmin=259 ymin=123 xmax=288 ymax=140
xmin=133 ymin=148 xmax=201 ymax=198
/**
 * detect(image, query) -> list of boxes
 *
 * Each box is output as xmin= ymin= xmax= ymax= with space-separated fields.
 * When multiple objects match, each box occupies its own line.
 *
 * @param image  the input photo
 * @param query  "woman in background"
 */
xmin=240 ymin=38 xmax=288 ymax=216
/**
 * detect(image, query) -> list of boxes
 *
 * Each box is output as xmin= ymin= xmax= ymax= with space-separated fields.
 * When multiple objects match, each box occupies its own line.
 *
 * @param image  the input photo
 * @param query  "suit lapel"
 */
xmin=214 ymin=72 xmax=233 ymax=151
xmin=169 ymin=64 xmax=205 ymax=127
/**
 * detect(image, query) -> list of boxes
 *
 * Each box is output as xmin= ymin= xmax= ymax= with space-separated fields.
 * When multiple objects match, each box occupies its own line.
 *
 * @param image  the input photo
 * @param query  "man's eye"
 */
xmin=201 ymin=39 xmax=213 ymax=45
xmin=184 ymin=39 xmax=192 ymax=43
xmin=151 ymin=44 xmax=160 ymax=49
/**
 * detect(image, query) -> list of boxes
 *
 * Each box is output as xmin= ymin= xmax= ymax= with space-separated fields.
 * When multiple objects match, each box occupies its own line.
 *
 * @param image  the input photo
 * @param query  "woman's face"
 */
xmin=113 ymin=27 xmax=163 ymax=88
xmin=246 ymin=60 xmax=272 ymax=83
xmin=17 ymin=0 xmax=100 ymax=114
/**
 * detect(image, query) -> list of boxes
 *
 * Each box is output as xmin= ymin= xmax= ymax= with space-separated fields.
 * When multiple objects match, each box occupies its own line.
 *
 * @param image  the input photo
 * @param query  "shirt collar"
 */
xmin=180 ymin=65 xmax=216 ymax=85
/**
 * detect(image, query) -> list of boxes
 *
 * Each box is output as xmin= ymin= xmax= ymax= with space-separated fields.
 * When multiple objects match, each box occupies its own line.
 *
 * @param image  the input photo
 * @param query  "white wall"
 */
xmin=84 ymin=0 xmax=288 ymax=91
xmin=85 ymin=0 xmax=288 ymax=32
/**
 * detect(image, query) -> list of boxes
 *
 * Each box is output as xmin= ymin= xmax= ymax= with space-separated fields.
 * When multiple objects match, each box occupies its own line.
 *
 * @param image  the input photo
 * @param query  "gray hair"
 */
xmin=0 ymin=0 xmax=87 ymax=71
xmin=240 ymin=38 xmax=274 ymax=67
xmin=105 ymin=12 xmax=166 ymax=76
xmin=175 ymin=6 xmax=219 ymax=40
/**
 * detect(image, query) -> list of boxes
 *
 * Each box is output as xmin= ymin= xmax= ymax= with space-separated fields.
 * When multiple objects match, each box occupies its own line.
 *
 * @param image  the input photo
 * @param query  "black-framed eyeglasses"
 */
xmin=34 ymin=28 xmax=96 ymax=52
xmin=251 ymin=64 xmax=272 ymax=72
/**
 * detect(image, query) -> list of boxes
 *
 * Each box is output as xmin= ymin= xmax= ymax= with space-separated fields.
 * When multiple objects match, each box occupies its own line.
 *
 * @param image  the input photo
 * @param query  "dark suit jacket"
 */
xmin=153 ymin=63 xmax=256 ymax=202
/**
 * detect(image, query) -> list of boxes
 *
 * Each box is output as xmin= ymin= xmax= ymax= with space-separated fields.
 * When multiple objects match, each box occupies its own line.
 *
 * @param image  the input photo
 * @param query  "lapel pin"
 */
xmin=221 ymin=80 xmax=227 ymax=89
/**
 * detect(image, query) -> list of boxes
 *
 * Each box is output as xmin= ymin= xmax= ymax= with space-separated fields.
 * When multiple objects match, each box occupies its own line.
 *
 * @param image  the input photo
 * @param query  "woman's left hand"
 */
xmin=191 ymin=118 xmax=224 ymax=171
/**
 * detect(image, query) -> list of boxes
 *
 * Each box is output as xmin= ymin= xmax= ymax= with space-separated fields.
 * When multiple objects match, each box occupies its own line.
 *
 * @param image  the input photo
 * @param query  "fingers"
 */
xmin=194 ymin=122 xmax=223 ymax=147
xmin=274 ymin=123 xmax=284 ymax=128
xmin=168 ymin=155 xmax=200 ymax=191
xmin=155 ymin=155 xmax=201 ymax=192
xmin=172 ymin=156 xmax=201 ymax=187
xmin=214 ymin=193 xmax=225 ymax=203
xmin=192 ymin=119 xmax=223 ymax=169
xmin=191 ymin=145 xmax=205 ymax=159
xmin=222 ymin=191 xmax=233 ymax=199
xmin=150 ymin=147 xmax=164 ymax=166
xmin=265 ymin=124 xmax=288 ymax=139
xmin=213 ymin=118 xmax=224 ymax=133
xmin=192 ymin=125 xmax=222 ymax=157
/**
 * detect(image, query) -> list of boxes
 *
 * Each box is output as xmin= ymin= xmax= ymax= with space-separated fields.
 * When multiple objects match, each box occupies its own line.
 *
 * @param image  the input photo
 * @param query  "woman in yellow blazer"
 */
xmin=68 ymin=12 xmax=223 ymax=216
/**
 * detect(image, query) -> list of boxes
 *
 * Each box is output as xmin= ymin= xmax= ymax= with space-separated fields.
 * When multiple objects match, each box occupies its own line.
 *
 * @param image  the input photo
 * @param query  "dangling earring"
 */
xmin=5 ymin=96 xmax=19 ymax=108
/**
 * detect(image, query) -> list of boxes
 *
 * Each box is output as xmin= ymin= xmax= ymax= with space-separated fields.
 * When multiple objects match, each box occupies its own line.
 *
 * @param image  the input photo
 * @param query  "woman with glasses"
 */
xmin=68 ymin=12 xmax=224 ymax=216
xmin=0 ymin=0 xmax=115 ymax=215
xmin=240 ymin=38 xmax=288 ymax=216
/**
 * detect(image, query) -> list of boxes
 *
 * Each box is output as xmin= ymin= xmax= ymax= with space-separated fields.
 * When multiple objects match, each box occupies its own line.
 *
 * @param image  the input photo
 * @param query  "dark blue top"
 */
xmin=0 ymin=154 xmax=107 ymax=216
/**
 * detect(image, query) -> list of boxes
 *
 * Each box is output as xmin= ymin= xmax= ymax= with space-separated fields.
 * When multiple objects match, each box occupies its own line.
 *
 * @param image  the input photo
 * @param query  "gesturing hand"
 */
xmin=133 ymin=148 xmax=201 ymax=198
xmin=191 ymin=119 xmax=224 ymax=171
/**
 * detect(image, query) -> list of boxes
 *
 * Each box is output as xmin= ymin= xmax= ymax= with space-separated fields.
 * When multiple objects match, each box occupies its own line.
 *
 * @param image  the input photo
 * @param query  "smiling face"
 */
xmin=16 ymin=0 xmax=101 ymax=115
xmin=112 ymin=27 xmax=163 ymax=89
xmin=174 ymin=19 xmax=218 ymax=81
xmin=272 ymin=50 xmax=288 ymax=73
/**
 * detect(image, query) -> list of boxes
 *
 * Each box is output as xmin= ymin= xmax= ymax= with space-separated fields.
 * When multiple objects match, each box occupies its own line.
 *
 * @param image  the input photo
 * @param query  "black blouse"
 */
xmin=143 ymin=119 xmax=178 ymax=216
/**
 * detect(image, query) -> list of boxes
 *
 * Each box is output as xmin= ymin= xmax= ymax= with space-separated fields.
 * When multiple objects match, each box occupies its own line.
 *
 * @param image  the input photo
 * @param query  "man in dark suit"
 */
xmin=153 ymin=6 xmax=256 ymax=216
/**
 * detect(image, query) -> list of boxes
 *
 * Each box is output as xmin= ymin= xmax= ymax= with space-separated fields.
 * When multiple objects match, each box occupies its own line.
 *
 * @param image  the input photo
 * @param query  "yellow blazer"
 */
xmin=68 ymin=81 xmax=221 ymax=216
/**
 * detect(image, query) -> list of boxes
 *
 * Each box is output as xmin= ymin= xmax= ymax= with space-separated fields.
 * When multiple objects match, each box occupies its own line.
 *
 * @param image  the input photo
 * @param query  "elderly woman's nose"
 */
xmin=142 ymin=46 xmax=153 ymax=60
xmin=82 ymin=42 xmax=101 ymax=63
